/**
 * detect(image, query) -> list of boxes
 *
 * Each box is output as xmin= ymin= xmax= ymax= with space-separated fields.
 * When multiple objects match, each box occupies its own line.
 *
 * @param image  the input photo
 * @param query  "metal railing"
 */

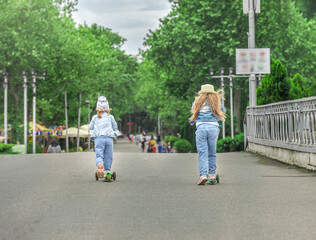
xmin=245 ymin=97 xmax=316 ymax=153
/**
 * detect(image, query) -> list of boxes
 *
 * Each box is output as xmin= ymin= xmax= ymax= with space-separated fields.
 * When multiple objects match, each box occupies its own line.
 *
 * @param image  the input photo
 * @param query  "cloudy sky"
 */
xmin=72 ymin=0 xmax=172 ymax=55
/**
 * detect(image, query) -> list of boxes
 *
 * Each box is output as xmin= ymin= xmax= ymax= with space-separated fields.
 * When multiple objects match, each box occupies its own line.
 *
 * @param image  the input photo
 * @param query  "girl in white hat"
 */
xmin=189 ymin=84 xmax=226 ymax=185
xmin=89 ymin=96 xmax=121 ymax=179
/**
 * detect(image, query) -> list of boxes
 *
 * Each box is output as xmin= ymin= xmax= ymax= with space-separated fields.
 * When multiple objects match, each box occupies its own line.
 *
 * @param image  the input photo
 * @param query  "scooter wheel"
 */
xmin=216 ymin=174 xmax=219 ymax=184
xmin=112 ymin=171 xmax=116 ymax=181
xmin=95 ymin=172 xmax=98 ymax=181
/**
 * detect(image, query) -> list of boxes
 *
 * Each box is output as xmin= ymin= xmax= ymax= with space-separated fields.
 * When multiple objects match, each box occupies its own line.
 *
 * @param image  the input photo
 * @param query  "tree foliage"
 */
xmin=257 ymin=57 xmax=291 ymax=105
xmin=0 ymin=0 xmax=138 ymax=143
xmin=139 ymin=0 xmax=315 ymax=145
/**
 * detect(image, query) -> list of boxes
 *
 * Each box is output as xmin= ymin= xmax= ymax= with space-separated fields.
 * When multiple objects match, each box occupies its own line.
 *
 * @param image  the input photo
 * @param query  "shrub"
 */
xmin=164 ymin=135 xmax=171 ymax=144
xmin=27 ymin=142 xmax=43 ymax=154
xmin=69 ymin=147 xmax=83 ymax=152
xmin=169 ymin=136 xmax=180 ymax=147
xmin=217 ymin=133 xmax=244 ymax=153
xmin=217 ymin=137 xmax=233 ymax=153
xmin=174 ymin=139 xmax=192 ymax=153
xmin=0 ymin=143 xmax=14 ymax=153
xmin=231 ymin=133 xmax=244 ymax=152
xmin=0 ymin=144 xmax=19 ymax=154
xmin=164 ymin=135 xmax=180 ymax=146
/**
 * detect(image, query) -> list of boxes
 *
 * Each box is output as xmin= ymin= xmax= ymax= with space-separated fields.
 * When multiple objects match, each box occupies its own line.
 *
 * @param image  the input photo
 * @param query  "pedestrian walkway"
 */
xmin=0 ymin=139 xmax=315 ymax=240
xmin=114 ymin=138 xmax=141 ymax=153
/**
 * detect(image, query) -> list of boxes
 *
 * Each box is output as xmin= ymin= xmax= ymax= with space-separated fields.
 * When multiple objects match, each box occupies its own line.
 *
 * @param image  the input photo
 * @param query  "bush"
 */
xmin=231 ymin=133 xmax=244 ymax=152
xmin=0 ymin=144 xmax=19 ymax=154
xmin=164 ymin=135 xmax=171 ymax=144
xmin=169 ymin=136 xmax=180 ymax=147
xmin=0 ymin=143 xmax=14 ymax=153
xmin=217 ymin=137 xmax=233 ymax=153
xmin=69 ymin=147 xmax=83 ymax=152
xmin=27 ymin=142 xmax=43 ymax=154
xmin=217 ymin=133 xmax=244 ymax=153
xmin=164 ymin=135 xmax=180 ymax=146
xmin=174 ymin=139 xmax=192 ymax=153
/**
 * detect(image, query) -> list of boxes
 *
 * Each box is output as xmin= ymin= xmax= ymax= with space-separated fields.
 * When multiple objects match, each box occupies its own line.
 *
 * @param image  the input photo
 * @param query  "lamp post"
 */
xmin=86 ymin=100 xmax=91 ymax=151
xmin=30 ymin=69 xmax=47 ymax=154
xmin=229 ymin=67 xmax=234 ymax=138
xmin=65 ymin=91 xmax=69 ymax=153
xmin=22 ymin=70 xmax=28 ymax=154
xmin=2 ymin=71 xmax=8 ymax=144
xmin=77 ymin=91 xmax=82 ymax=152
xmin=248 ymin=0 xmax=257 ymax=107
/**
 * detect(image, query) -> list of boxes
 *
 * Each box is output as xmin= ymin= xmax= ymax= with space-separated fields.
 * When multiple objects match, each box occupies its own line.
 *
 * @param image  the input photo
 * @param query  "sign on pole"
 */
xmin=236 ymin=48 xmax=270 ymax=74
xmin=243 ymin=0 xmax=260 ymax=14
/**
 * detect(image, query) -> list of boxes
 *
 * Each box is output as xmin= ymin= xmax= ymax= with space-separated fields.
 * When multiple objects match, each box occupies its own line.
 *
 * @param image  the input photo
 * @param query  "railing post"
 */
xmin=288 ymin=103 xmax=293 ymax=142
xmin=299 ymin=102 xmax=304 ymax=144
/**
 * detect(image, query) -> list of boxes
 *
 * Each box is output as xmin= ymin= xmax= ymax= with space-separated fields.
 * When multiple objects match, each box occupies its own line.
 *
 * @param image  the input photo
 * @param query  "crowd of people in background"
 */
xmin=127 ymin=131 xmax=177 ymax=153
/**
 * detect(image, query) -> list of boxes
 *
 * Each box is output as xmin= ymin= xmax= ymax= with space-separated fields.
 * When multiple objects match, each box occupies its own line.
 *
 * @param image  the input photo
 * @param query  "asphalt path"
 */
xmin=0 ymin=139 xmax=316 ymax=240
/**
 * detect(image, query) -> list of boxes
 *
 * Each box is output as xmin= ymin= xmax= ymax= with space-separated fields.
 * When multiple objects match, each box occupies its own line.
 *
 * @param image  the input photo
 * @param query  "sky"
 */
xmin=72 ymin=0 xmax=172 ymax=56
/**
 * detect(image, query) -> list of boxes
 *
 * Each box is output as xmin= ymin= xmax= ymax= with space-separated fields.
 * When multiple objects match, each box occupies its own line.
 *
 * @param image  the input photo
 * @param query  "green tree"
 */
xmin=141 ymin=0 xmax=316 ymax=139
xmin=257 ymin=57 xmax=291 ymax=105
xmin=289 ymin=73 xmax=309 ymax=100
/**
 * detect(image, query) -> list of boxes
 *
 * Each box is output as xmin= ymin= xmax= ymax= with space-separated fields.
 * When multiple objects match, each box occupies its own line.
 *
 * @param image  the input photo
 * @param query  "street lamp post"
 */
xmin=22 ymin=70 xmax=28 ymax=154
xmin=248 ymin=0 xmax=257 ymax=107
xmin=229 ymin=67 xmax=234 ymax=138
xmin=2 ymin=71 xmax=8 ymax=144
xmin=65 ymin=91 xmax=69 ymax=153
xmin=30 ymin=69 xmax=47 ymax=154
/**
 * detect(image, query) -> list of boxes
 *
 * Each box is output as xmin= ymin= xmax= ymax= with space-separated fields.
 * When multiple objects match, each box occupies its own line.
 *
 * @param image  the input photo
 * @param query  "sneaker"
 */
xmin=197 ymin=175 xmax=208 ymax=185
xmin=96 ymin=163 xmax=104 ymax=178
xmin=208 ymin=173 xmax=216 ymax=180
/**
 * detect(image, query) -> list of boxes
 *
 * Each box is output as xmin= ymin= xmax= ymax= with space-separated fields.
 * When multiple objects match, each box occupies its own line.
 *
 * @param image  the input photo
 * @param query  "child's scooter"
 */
xmin=95 ymin=171 xmax=116 ymax=182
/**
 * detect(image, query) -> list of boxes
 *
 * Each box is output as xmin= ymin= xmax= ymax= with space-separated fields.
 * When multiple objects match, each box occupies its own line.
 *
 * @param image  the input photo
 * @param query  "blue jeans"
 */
xmin=94 ymin=136 xmax=113 ymax=171
xmin=196 ymin=124 xmax=220 ymax=175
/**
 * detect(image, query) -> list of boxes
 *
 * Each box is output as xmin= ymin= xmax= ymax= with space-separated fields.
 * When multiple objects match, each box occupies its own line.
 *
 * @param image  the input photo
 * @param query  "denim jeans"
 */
xmin=94 ymin=136 xmax=113 ymax=171
xmin=195 ymin=124 xmax=220 ymax=175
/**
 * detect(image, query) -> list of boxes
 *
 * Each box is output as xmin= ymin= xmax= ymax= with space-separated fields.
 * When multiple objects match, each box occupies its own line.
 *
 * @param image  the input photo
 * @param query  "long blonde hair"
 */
xmin=190 ymin=91 xmax=226 ymax=122
xmin=97 ymin=109 xmax=111 ymax=118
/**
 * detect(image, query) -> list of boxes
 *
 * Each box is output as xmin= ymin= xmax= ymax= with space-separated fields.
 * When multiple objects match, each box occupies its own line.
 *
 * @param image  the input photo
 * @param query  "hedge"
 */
xmin=217 ymin=133 xmax=244 ymax=153
xmin=174 ymin=139 xmax=192 ymax=153
xmin=0 ymin=143 xmax=18 ymax=154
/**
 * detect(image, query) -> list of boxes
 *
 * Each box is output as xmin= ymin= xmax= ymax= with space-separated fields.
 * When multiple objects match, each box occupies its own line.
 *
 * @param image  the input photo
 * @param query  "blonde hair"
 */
xmin=190 ymin=91 xmax=226 ymax=122
xmin=97 ymin=109 xmax=111 ymax=118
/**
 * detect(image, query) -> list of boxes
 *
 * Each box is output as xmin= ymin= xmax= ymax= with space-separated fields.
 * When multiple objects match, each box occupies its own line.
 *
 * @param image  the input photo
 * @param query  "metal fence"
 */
xmin=245 ymin=97 xmax=316 ymax=153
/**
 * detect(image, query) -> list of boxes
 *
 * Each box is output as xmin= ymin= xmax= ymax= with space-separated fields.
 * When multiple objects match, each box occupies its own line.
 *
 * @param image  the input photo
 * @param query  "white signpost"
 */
xmin=243 ymin=0 xmax=260 ymax=14
xmin=236 ymin=48 xmax=270 ymax=75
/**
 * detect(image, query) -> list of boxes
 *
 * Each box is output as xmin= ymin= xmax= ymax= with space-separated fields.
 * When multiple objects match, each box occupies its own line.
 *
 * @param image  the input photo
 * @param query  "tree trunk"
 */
xmin=8 ymin=73 xmax=21 ymax=143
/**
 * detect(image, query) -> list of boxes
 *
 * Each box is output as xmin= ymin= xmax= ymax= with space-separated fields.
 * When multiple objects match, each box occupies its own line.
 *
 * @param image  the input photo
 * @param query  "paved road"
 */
xmin=1 ymin=139 xmax=316 ymax=240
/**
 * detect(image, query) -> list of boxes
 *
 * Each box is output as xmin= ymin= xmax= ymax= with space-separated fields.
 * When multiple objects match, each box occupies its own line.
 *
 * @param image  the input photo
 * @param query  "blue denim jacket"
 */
xmin=189 ymin=101 xmax=226 ymax=125
xmin=89 ymin=113 xmax=120 ymax=139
